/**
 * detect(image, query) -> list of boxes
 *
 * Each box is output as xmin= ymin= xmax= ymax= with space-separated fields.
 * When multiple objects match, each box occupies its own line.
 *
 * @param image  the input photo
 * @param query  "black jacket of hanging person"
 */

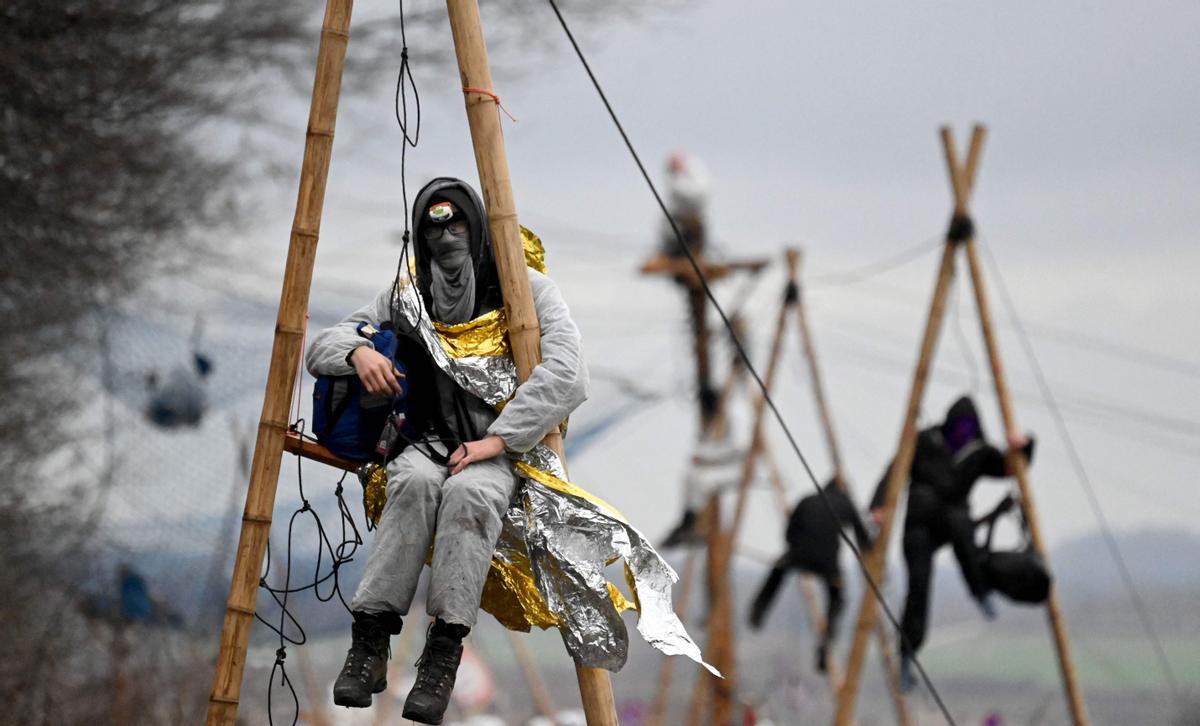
xmin=870 ymin=397 xmax=1035 ymax=520
xmin=786 ymin=486 xmax=873 ymax=577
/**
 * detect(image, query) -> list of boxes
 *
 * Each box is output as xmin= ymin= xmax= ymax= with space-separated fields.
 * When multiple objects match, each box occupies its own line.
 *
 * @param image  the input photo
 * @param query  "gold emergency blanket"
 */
xmin=361 ymin=227 xmax=714 ymax=673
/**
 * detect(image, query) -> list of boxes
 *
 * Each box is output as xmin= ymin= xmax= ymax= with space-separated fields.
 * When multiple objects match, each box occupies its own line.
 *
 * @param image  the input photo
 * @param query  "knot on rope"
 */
xmin=275 ymin=647 xmax=287 ymax=664
xmin=947 ymin=214 xmax=975 ymax=244
xmin=300 ymin=499 xmax=311 ymax=513
xmin=462 ymin=86 xmax=518 ymax=122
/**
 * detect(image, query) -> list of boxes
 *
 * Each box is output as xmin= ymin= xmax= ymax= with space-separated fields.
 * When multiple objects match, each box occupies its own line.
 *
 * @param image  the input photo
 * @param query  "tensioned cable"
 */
xmin=809 ymin=235 xmax=943 ymax=287
xmin=818 ymin=271 xmax=1200 ymax=381
xmin=542 ymin=1 xmax=956 ymax=721
xmin=977 ymin=237 xmax=1182 ymax=703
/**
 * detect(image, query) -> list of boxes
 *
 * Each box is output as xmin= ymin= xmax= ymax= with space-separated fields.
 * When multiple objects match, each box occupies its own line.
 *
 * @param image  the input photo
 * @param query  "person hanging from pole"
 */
xmin=662 ymin=318 xmax=746 ymax=549
xmin=747 ymin=477 xmax=873 ymax=672
xmin=869 ymin=395 xmax=1034 ymax=692
xmin=661 ymin=434 xmax=743 ymax=548
xmin=307 ymin=177 xmax=712 ymax=723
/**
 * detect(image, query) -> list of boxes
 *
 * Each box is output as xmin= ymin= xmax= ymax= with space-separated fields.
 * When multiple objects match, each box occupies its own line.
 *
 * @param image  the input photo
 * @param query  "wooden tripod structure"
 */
xmin=206 ymin=0 xmax=618 ymax=723
xmin=680 ymin=250 xmax=907 ymax=725
xmin=833 ymin=124 xmax=1090 ymax=726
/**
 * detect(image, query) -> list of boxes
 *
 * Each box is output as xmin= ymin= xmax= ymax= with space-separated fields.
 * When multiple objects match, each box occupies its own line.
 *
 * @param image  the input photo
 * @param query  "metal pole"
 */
xmin=205 ymin=2 xmax=354 ymax=722
xmin=443 ymin=0 xmax=616 ymax=722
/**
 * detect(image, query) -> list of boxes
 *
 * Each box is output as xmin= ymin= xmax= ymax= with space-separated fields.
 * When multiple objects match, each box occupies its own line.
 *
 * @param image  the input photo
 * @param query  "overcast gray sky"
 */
xmin=228 ymin=0 xmax=1200 ymax=558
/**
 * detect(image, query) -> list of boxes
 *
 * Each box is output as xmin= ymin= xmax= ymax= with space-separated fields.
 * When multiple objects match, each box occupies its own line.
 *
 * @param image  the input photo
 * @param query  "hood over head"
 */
xmin=941 ymin=395 xmax=983 ymax=453
xmin=410 ymin=177 xmax=502 ymax=321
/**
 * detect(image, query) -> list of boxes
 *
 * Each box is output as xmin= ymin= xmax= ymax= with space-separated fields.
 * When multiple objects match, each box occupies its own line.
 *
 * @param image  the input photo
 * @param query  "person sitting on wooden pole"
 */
xmin=306 ymin=177 xmax=588 ymax=724
xmin=747 ymin=476 xmax=873 ymax=672
xmin=868 ymin=394 xmax=1034 ymax=692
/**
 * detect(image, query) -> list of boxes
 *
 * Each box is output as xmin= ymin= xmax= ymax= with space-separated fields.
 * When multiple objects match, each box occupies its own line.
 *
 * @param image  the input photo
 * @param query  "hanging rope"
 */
xmin=542 ymin=1 xmax=957 ymax=721
xmin=259 ymin=420 xmax=366 ymax=726
xmin=390 ymin=0 xmax=423 ymax=332
xmin=978 ymin=236 xmax=1183 ymax=704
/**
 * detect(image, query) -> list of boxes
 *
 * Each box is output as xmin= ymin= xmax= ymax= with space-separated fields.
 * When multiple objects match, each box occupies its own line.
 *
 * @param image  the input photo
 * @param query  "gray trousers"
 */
xmin=350 ymin=443 xmax=520 ymax=627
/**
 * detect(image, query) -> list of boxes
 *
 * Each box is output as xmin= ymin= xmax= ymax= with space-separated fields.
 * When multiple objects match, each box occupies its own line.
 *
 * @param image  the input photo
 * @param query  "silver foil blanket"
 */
xmin=394 ymin=278 xmax=716 ymax=674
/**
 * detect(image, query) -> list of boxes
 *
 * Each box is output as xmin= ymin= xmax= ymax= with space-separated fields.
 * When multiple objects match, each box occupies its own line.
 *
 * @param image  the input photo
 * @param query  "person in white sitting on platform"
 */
xmin=306 ymin=177 xmax=587 ymax=724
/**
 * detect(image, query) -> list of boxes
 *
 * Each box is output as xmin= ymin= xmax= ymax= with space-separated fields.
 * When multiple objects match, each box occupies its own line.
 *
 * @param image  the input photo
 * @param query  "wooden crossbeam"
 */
xmin=639 ymin=253 xmax=770 ymax=285
xmin=281 ymin=431 xmax=360 ymax=472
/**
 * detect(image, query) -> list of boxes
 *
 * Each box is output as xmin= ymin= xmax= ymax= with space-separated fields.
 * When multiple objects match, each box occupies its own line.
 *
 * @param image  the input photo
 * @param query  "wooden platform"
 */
xmin=282 ymin=430 xmax=360 ymax=472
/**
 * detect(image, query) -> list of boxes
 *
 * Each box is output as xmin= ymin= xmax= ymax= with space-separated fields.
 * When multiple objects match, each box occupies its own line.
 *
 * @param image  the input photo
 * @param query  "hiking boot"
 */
xmin=332 ymin=611 xmax=401 ymax=708
xmin=402 ymin=620 xmax=468 ymax=725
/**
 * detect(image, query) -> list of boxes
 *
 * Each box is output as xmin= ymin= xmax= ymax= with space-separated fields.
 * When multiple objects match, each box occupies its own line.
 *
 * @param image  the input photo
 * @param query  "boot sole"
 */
xmin=401 ymin=704 xmax=444 ymax=725
xmin=332 ymin=679 xmax=387 ymax=708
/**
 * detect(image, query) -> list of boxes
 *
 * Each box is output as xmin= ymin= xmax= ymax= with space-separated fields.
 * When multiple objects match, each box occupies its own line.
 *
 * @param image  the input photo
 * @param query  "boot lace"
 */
xmin=412 ymin=638 xmax=459 ymax=696
xmin=341 ymin=621 xmax=389 ymax=685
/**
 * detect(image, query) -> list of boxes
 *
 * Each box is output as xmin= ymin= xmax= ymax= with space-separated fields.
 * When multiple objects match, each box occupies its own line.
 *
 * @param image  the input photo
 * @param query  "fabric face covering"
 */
xmin=426 ymin=221 xmax=476 ymax=324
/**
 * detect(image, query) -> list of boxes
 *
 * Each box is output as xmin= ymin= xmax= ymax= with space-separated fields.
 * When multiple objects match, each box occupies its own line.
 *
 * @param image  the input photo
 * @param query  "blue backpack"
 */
xmin=312 ymin=322 xmax=411 ymax=462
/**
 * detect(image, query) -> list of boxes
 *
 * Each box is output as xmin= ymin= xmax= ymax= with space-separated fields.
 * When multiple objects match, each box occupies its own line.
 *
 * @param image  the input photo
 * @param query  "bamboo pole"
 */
xmin=442 ymin=1 xmax=614 ymax=722
xmin=792 ymin=256 xmax=910 ymax=724
xmin=833 ymin=123 xmax=983 ymax=721
xmin=205 ymin=3 xmax=353 ymax=723
xmin=694 ymin=249 xmax=799 ymax=725
xmin=506 ymin=631 xmax=560 ymax=724
xmin=687 ymin=495 xmax=720 ymax=724
xmin=962 ymin=241 xmax=1090 ymax=723
xmin=793 ymin=265 xmax=845 ymax=482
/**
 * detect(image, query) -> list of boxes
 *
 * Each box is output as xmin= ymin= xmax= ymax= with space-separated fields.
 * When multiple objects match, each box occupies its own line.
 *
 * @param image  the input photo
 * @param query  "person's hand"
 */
xmin=448 ymin=434 xmax=506 ymax=476
xmin=351 ymin=346 xmax=404 ymax=396
xmin=870 ymin=507 xmax=885 ymax=526
xmin=1006 ymin=430 xmax=1029 ymax=451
